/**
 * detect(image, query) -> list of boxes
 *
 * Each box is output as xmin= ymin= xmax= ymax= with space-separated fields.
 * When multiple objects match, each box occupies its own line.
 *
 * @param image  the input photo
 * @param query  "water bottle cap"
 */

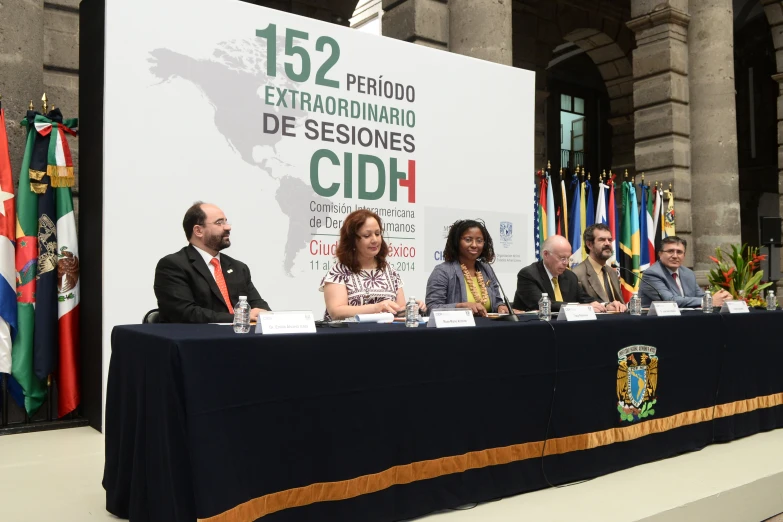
xmin=632 ymin=292 xmax=637 ymax=296
xmin=239 ymin=295 xmax=247 ymax=300
xmin=542 ymin=293 xmax=548 ymax=297
xmin=705 ymin=290 xmax=710 ymax=294
xmin=409 ymin=296 xmax=415 ymax=301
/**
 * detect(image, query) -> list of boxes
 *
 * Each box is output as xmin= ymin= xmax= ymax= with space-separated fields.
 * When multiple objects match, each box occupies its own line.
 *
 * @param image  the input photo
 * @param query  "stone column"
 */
xmin=0 ymin=0 xmax=44 ymax=184
xmin=382 ymin=0 xmax=449 ymax=50
xmin=628 ymin=1 xmax=693 ymax=266
xmin=688 ymin=0 xmax=741 ymax=271
xmin=449 ymin=0 xmax=512 ymax=65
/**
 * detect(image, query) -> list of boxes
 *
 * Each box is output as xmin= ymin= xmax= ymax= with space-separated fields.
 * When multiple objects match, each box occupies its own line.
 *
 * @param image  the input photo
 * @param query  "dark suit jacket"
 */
xmin=512 ymin=260 xmax=594 ymax=311
xmin=154 ymin=245 xmax=270 ymax=323
xmin=572 ymin=259 xmax=624 ymax=304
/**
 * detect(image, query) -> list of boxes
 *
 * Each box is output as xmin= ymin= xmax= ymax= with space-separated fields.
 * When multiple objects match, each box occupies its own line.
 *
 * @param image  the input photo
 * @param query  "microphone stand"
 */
xmin=612 ymin=264 xmax=665 ymax=302
xmin=479 ymin=258 xmax=519 ymax=322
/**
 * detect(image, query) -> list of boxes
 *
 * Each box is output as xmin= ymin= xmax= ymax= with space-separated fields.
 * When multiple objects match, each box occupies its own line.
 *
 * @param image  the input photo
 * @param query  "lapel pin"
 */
xmin=227 ymin=269 xmax=234 ymax=274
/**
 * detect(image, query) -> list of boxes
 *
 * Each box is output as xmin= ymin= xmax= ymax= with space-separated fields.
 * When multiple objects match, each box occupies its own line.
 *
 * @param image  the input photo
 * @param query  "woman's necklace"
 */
xmin=460 ymin=263 xmax=489 ymax=304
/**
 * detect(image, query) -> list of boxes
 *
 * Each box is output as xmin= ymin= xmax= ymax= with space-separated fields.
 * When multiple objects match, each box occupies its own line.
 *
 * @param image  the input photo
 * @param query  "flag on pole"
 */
xmin=48 ymin=112 xmax=80 ymax=417
xmin=12 ymin=111 xmax=47 ymax=415
xmin=569 ymin=176 xmax=582 ymax=267
xmin=579 ymin=177 xmax=587 ymax=261
xmin=652 ymin=185 xmax=663 ymax=255
xmin=607 ymin=175 xmax=618 ymax=267
xmin=56 ymin=174 xmax=80 ymax=417
xmin=0 ymin=103 xmax=17 ymax=375
xmin=664 ymin=188 xmax=676 ymax=237
xmin=538 ymin=173 xmax=548 ymax=241
xmin=546 ymin=172 xmax=555 ymax=240
xmin=619 ymin=180 xmax=641 ymax=302
xmin=639 ymin=182 xmax=650 ymax=271
xmin=630 ymin=182 xmax=641 ymax=287
xmin=595 ymin=182 xmax=607 ymax=226
xmin=560 ymin=176 xmax=568 ymax=241
xmin=645 ymin=183 xmax=656 ymax=266
xmin=556 ymin=206 xmax=562 ymax=236
xmin=584 ymin=179 xmax=595 ymax=229
xmin=30 ymin=119 xmax=59 ymax=382
xmin=533 ymin=177 xmax=541 ymax=260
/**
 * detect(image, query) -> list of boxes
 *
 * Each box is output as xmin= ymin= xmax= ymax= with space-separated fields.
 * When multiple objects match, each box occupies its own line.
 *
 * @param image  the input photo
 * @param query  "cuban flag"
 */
xmin=0 ymin=104 xmax=17 ymax=374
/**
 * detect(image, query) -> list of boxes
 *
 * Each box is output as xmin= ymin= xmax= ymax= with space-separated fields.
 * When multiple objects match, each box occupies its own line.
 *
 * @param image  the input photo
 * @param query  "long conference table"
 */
xmin=103 ymin=311 xmax=783 ymax=522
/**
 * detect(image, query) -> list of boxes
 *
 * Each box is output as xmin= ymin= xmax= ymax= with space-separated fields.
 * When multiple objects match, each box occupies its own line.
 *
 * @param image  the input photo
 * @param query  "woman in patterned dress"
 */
xmin=320 ymin=209 xmax=426 ymax=321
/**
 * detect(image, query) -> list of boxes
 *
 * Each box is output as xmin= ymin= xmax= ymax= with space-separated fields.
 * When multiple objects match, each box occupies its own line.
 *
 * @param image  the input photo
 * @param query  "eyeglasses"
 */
xmin=202 ymin=219 xmax=230 ymax=227
xmin=545 ymin=252 xmax=570 ymax=264
xmin=357 ymin=232 xmax=382 ymax=239
xmin=461 ymin=237 xmax=485 ymax=245
xmin=662 ymin=249 xmax=685 ymax=256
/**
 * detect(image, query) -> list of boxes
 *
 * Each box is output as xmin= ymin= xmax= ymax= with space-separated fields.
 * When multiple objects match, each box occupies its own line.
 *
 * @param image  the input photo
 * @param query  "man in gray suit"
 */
xmin=573 ymin=224 xmax=627 ymax=312
xmin=640 ymin=236 xmax=732 ymax=308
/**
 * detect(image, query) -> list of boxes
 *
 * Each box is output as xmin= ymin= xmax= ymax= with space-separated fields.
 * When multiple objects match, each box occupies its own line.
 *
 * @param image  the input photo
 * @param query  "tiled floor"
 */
xmin=1 ymin=427 xmax=782 ymax=522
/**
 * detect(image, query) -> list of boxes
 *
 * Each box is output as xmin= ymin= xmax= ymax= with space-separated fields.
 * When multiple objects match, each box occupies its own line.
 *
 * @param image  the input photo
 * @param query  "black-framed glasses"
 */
xmin=662 ymin=249 xmax=684 ymax=256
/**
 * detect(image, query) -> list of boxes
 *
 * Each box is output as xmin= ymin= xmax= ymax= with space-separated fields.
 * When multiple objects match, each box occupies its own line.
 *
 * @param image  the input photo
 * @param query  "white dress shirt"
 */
xmin=667 ymin=268 xmax=685 ymax=296
xmin=192 ymin=244 xmax=221 ymax=281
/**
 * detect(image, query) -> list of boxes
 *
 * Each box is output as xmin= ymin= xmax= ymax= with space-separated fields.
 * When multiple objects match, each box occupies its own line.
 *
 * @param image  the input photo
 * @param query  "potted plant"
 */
xmin=707 ymin=244 xmax=775 ymax=308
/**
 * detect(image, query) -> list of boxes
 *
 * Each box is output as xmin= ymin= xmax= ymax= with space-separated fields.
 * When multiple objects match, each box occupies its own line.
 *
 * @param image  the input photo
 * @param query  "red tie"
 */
xmin=210 ymin=258 xmax=234 ymax=314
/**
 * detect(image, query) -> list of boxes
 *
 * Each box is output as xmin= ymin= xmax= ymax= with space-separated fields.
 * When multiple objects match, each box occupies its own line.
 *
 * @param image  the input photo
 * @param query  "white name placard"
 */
xmin=557 ymin=305 xmax=597 ymax=322
xmin=720 ymin=300 xmax=749 ymax=314
xmin=648 ymin=302 xmax=681 ymax=317
xmin=427 ymin=309 xmax=476 ymax=328
xmin=255 ymin=311 xmax=317 ymax=334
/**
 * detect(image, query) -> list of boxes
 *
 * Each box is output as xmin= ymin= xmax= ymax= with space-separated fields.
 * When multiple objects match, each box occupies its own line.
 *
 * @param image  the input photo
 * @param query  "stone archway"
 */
xmin=562 ymin=28 xmax=635 ymax=174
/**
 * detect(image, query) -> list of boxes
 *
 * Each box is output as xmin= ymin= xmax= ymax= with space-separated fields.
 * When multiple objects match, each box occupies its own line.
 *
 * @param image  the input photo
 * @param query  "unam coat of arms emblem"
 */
xmin=616 ymin=345 xmax=658 ymax=423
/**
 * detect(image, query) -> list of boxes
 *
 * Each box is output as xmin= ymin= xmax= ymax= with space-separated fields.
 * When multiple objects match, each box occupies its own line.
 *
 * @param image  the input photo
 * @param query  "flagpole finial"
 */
xmin=559 ymin=168 xmax=563 ymax=175
xmin=547 ymin=160 xmax=551 ymax=170
xmin=669 ymin=182 xmax=673 ymax=191
xmin=41 ymin=93 xmax=48 ymax=113
xmin=632 ymin=176 xmax=635 ymax=184
xmin=640 ymin=173 xmax=645 ymax=183
xmin=28 ymin=100 xmax=34 ymax=110
xmin=624 ymin=169 xmax=629 ymax=179
xmin=587 ymin=172 xmax=591 ymax=181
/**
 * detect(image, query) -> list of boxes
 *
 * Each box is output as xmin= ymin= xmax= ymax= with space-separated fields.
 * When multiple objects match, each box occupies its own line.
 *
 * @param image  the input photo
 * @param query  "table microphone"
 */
xmin=611 ymin=263 xmax=664 ymax=302
xmin=478 ymin=257 xmax=519 ymax=322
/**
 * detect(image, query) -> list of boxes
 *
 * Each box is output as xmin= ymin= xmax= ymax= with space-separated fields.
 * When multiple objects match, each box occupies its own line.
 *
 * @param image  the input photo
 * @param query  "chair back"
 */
xmin=143 ymin=309 xmax=160 ymax=324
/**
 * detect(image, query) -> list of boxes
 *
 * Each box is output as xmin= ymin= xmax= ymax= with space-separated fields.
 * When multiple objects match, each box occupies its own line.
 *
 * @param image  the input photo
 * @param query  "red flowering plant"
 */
xmin=707 ymin=244 xmax=773 ymax=308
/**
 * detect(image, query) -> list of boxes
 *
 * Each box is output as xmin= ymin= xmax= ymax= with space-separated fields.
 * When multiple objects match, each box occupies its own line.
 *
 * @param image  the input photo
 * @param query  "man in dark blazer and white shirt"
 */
xmin=640 ymin=236 xmax=732 ymax=308
xmin=154 ymin=202 xmax=270 ymax=323
xmin=513 ymin=235 xmax=605 ymax=312
xmin=572 ymin=224 xmax=627 ymax=312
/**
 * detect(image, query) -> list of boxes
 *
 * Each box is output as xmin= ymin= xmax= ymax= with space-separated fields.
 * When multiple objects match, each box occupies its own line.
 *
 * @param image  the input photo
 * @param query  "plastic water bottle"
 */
xmin=702 ymin=290 xmax=713 ymax=314
xmin=233 ymin=295 xmax=251 ymax=333
xmin=538 ymin=293 xmax=551 ymax=321
xmin=405 ymin=296 xmax=418 ymax=327
xmin=767 ymin=290 xmax=777 ymax=311
xmin=629 ymin=292 xmax=642 ymax=316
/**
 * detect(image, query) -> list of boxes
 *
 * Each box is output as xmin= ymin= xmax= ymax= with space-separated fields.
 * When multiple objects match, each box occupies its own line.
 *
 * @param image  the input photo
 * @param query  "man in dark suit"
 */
xmin=640 ymin=236 xmax=732 ymax=308
xmin=154 ymin=202 xmax=270 ymax=323
xmin=512 ymin=235 xmax=605 ymax=312
xmin=573 ymin=224 xmax=627 ymax=312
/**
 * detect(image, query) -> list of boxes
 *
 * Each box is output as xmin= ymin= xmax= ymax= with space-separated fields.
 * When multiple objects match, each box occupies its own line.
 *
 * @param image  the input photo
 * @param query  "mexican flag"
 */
xmin=56 ymin=183 xmax=79 ymax=417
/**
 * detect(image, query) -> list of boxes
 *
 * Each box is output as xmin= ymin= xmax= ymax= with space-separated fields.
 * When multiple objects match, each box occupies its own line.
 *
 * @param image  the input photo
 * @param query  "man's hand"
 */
xmin=590 ymin=301 xmax=607 ymax=313
xmin=416 ymin=300 xmax=427 ymax=313
xmin=607 ymin=301 xmax=627 ymax=313
xmin=712 ymin=290 xmax=733 ymax=307
xmin=249 ymin=308 xmax=269 ymax=321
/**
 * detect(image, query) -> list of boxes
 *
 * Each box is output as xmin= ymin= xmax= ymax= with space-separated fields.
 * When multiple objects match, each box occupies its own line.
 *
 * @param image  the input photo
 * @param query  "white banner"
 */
xmin=102 ymin=0 xmax=535 ymax=407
